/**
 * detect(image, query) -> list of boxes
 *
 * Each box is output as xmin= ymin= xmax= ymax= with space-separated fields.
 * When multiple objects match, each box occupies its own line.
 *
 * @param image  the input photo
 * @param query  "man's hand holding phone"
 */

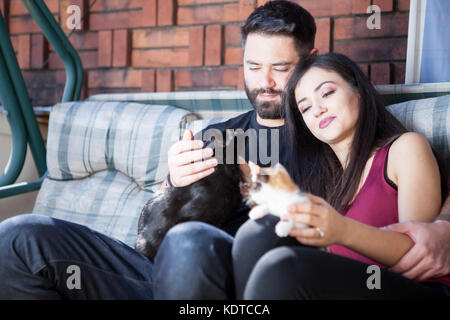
xmin=167 ymin=129 xmax=218 ymax=187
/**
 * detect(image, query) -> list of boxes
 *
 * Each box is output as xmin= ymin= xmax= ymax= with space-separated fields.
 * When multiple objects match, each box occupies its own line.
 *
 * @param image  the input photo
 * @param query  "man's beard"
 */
xmin=244 ymin=83 xmax=284 ymax=120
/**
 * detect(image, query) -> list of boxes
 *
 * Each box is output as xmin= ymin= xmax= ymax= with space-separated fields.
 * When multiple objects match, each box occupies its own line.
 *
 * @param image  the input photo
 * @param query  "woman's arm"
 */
xmin=340 ymin=218 xmax=413 ymax=266
xmin=286 ymin=197 xmax=414 ymax=266
xmin=388 ymin=132 xmax=442 ymax=223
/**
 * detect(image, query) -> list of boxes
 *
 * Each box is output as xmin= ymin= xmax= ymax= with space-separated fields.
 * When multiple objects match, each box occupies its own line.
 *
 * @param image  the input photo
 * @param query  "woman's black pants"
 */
xmin=232 ymin=215 xmax=449 ymax=299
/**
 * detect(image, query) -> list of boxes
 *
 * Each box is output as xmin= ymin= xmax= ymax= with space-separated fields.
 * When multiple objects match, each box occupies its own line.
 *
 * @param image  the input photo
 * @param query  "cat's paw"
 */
xmin=249 ymin=206 xmax=269 ymax=220
xmin=275 ymin=220 xmax=293 ymax=237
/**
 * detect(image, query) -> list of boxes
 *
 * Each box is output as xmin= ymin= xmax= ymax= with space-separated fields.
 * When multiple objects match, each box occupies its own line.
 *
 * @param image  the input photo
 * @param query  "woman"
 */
xmin=231 ymin=53 xmax=450 ymax=299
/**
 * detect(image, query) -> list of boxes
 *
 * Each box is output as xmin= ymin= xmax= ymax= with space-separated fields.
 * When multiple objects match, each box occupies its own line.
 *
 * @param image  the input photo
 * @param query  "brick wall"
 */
xmin=0 ymin=0 xmax=410 ymax=107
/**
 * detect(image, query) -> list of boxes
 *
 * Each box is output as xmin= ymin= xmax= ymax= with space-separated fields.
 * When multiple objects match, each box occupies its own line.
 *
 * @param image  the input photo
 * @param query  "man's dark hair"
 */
xmin=241 ymin=0 xmax=316 ymax=58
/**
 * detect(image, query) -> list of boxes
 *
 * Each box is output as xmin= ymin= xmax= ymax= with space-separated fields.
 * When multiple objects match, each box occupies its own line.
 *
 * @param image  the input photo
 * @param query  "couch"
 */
xmin=32 ymin=83 xmax=450 ymax=247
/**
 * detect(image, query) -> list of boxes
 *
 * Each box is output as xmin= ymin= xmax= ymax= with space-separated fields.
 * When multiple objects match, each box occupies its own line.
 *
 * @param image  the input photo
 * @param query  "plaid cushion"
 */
xmin=386 ymin=94 xmax=449 ymax=160
xmin=377 ymin=82 xmax=450 ymax=105
xmin=87 ymin=83 xmax=450 ymax=119
xmin=87 ymin=90 xmax=252 ymax=120
xmin=33 ymin=171 xmax=152 ymax=247
xmin=33 ymin=101 xmax=198 ymax=247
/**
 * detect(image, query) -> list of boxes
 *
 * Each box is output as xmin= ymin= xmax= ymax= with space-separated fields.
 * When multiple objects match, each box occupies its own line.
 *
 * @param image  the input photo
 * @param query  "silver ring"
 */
xmin=315 ymin=227 xmax=325 ymax=238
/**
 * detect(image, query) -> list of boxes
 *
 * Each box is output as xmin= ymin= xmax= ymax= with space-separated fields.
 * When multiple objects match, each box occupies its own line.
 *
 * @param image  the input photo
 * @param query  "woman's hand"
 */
xmin=283 ymin=193 xmax=349 ymax=247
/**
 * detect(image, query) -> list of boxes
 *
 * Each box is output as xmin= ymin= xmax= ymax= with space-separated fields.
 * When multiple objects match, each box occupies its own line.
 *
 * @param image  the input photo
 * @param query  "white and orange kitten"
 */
xmin=244 ymin=162 xmax=311 ymax=237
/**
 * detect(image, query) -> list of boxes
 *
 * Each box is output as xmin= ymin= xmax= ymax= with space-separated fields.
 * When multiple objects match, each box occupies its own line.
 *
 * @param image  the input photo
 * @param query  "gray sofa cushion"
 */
xmin=33 ymin=101 xmax=198 ymax=247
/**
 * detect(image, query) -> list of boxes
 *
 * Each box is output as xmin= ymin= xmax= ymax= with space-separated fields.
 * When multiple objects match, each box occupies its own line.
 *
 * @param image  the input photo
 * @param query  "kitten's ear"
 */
xmin=248 ymin=161 xmax=261 ymax=175
xmin=270 ymin=163 xmax=298 ymax=192
xmin=239 ymin=158 xmax=251 ymax=180
xmin=274 ymin=163 xmax=289 ymax=174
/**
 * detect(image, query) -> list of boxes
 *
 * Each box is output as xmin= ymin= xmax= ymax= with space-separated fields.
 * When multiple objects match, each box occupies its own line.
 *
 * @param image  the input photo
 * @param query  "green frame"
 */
xmin=0 ymin=0 xmax=83 ymax=198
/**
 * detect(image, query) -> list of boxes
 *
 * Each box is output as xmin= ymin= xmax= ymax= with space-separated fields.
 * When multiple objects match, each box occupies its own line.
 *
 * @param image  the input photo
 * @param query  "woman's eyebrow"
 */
xmin=314 ymin=80 xmax=336 ymax=91
xmin=297 ymin=97 xmax=307 ymax=105
xmin=297 ymin=81 xmax=337 ymax=105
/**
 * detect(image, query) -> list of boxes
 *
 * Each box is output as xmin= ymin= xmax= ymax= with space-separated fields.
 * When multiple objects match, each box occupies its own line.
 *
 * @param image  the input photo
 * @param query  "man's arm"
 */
xmin=386 ymin=190 xmax=450 ymax=281
xmin=386 ymin=195 xmax=450 ymax=280
xmin=386 ymin=193 xmax=450 ymax=280
xmin=387 ymin=220 xmax=450 ymax=281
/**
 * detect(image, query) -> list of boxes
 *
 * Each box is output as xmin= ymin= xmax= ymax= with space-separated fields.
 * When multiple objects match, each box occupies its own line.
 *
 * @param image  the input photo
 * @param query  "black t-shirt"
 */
xmin=197 ymin=110 xmax=290 ymax=236
xmin=198 ymin=110 xmax=290 ymax=169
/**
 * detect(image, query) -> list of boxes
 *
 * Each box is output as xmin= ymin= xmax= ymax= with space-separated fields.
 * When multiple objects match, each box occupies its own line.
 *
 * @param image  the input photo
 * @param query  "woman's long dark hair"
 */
xmin=284 ymin=53 xmax=447 ymax=213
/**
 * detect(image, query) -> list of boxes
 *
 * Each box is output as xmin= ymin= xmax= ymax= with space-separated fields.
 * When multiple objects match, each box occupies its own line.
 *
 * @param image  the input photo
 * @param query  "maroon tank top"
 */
xmin=329 ymin=138 xmax=450 ymax=287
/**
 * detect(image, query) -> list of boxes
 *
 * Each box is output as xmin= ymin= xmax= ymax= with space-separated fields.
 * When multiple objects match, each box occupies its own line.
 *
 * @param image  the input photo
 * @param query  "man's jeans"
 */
xmin=153 ymin=221 xmax=235 ymax=299
xmin=0 ymin=213 xmax=246 ymax=299
xmin=0 ymin=214 xmax=154 ymax=299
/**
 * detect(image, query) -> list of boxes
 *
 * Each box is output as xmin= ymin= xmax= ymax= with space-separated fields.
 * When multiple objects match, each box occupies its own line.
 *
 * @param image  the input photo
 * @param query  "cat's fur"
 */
xmin=135 ymin=130 xmax=248 ymax=261
xmin=245 ymin=162 xmax=311 ymax=237
xmin=136 ymin=130 xmax=312 ymax=261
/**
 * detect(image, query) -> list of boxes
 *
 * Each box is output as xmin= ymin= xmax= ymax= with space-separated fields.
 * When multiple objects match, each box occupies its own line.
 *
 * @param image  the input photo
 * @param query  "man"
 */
xmin=153 ymin=0 xmax=450 ymax=299
xmin=0 ymin=1 xmax=314 ymax=300
xmin=164 ymin=1 xmax=316 ymax=189
xmin=152 ymin=0 xmax=316 ymax=299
